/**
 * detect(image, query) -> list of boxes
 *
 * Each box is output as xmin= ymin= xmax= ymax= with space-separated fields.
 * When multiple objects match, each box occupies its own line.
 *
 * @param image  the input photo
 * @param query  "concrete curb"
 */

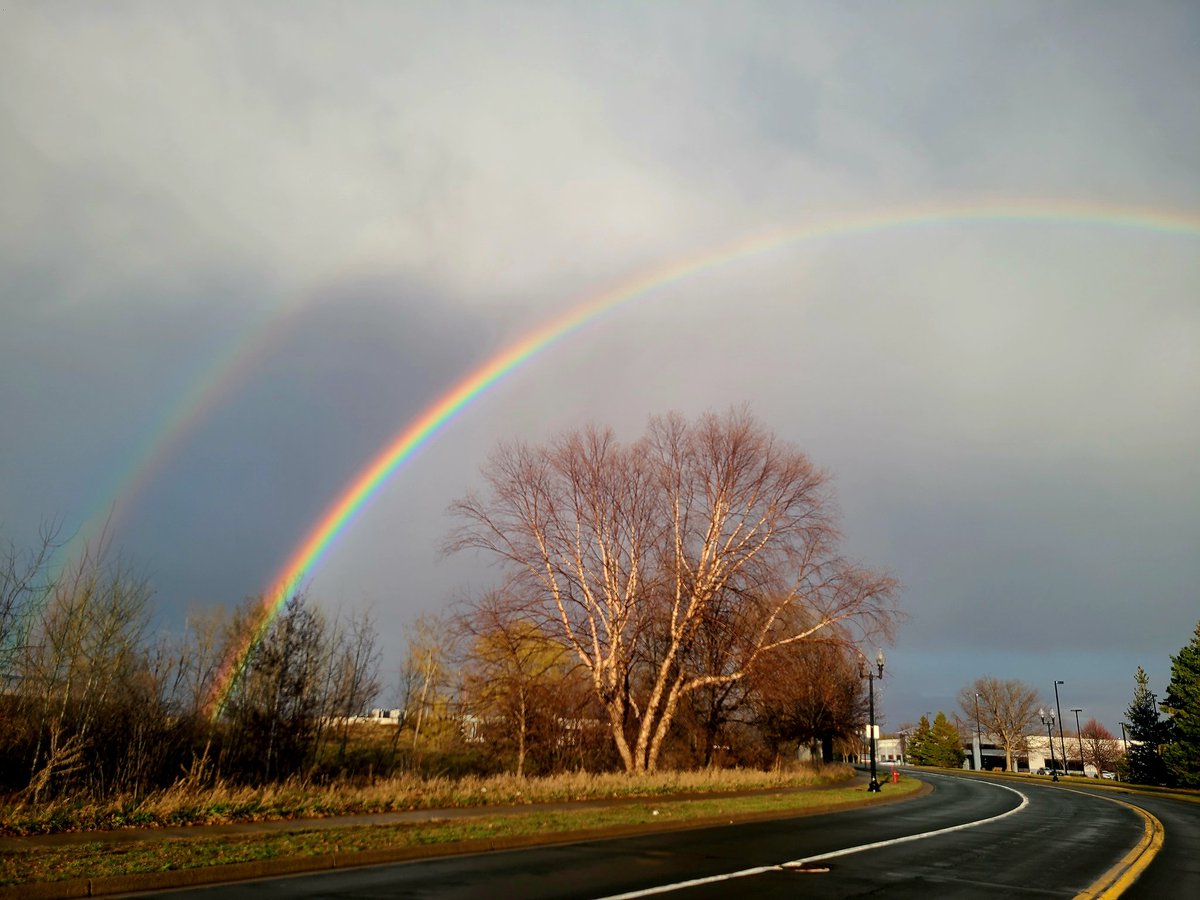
xmin=1 ymin=779 xmax=929 ymax=899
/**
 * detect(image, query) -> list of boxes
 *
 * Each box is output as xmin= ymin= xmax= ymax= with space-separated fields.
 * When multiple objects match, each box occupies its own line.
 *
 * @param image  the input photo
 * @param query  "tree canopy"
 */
xmin=908 ymin=712 xmax=963 ymax=768
xmin=449 ymin=409 xmax=897 ymax=774
xmin=958 ymin=676 xmax=1039 ymax=772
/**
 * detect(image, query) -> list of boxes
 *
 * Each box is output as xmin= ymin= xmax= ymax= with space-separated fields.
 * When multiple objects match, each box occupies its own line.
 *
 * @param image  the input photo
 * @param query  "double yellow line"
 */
xmin=1074 ymin=793 xmax=1164 ymax=899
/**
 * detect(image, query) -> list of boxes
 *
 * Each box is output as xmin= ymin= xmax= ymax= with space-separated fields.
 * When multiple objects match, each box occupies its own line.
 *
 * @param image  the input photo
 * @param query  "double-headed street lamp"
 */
xmin=860 ymin=649 xmax=885 ymax=793
xmin=1039 ymin=708 xmax=1059 ymax=781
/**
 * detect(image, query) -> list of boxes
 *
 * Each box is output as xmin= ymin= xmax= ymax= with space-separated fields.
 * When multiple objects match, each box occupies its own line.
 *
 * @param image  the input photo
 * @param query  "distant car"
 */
xmin=1036 ymin=767 xmax=1064 ymax=776
xmin=1101 ymin=771 xmax=1117 ymax=780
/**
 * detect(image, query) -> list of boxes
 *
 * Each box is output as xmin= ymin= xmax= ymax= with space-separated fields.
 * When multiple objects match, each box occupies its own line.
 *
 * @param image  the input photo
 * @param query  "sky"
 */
xmin=3 ymin=1 xmax=1198 ymax=737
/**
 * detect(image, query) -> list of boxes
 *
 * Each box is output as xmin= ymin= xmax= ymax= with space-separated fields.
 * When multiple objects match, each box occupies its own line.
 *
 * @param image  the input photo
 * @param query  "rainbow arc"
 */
xmin=193 ymin=199 xmax=1200 ymax=716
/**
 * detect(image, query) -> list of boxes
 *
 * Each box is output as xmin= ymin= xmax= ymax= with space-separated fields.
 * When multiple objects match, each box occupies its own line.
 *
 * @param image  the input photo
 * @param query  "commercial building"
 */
xmin=965 ymin=733 xmax=1123 ymax=776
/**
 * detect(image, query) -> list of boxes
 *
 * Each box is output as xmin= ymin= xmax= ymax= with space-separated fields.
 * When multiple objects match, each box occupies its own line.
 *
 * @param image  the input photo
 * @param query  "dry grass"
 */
xmin=0 ymin=775 xmax=913 ymax=888
xmin=0 ymin=764 xmax=852 ymax=835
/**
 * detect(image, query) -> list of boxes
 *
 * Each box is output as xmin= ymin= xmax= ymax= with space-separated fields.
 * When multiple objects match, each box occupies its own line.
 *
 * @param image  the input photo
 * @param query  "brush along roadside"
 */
xmin=1 ymin=776 xmax=925 ymax=896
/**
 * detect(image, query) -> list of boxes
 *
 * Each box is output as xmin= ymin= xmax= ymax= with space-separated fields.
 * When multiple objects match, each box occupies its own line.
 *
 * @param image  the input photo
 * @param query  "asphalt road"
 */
xmin=134 ymin=771 xmax=1194 ymax=899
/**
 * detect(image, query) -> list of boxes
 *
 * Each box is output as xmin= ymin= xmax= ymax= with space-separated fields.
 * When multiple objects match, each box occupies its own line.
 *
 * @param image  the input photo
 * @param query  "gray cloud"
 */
xmin=3 ymin=1 xmax=1197 ymax=732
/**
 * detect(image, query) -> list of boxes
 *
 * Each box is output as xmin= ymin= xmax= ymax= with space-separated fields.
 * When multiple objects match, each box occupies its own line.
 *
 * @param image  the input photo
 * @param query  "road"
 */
xmin=133 ymin=771 xmax=1198 ymax=899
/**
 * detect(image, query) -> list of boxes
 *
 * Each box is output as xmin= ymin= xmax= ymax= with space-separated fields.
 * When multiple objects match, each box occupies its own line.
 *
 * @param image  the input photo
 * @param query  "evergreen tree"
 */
xmin=1162 ymin=621 xmax=1200 ymax=787
xmin=927 ymin=712 xmax=966 ymax=768
xmin=907 ymin=715 xmax=932 ymax=765
xmin=1125 ymin=666 xmax=1168 ymax=785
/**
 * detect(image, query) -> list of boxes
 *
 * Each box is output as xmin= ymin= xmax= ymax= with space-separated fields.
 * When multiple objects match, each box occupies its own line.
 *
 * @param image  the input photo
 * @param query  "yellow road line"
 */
xmin=1073 ymin=792 xmax=1164 ymax=899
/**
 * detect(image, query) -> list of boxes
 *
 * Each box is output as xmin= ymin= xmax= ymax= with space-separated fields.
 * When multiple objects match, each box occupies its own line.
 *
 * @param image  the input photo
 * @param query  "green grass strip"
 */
xmin=0 ymin=779 xmax=921 ymax=887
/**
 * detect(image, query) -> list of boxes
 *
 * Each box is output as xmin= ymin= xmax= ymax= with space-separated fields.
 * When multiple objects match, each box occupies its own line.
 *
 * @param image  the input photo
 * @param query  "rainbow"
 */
xmin=204 ymin=198 xmax=1200 ymax=716
xmin=56 ymin=280 xmax=334 ymax=576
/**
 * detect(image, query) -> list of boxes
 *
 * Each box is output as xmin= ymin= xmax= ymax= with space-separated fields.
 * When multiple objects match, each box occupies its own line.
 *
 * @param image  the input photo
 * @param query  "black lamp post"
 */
xmin=1053 ymin=680 xmax=1068 ymax=776
xmin=861 ymin=649 xmax=885 ymax=792
xmin=974 ymin=692 xmax=984 ymax=771
xmin=1039 ymin=707 xmax=1059 ymax=781
xmin=1071 ymin=708 xmax=1084 ymax=776
xmin=1120 ymin=722 xmax=1129 ymax=781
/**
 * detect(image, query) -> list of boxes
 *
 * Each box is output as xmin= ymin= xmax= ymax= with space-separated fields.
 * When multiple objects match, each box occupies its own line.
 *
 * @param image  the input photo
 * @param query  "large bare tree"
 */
xmin=959 ymin=676 xmax=1041 ymax=771
xmin=450 ymin=409 xmax=896 ymax=774
xmin=1079 ymin=718 xmax=1120 ymax=777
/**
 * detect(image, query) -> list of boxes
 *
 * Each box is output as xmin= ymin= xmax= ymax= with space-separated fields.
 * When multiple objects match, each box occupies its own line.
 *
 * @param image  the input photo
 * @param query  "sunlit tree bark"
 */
xmin=450 ymin=409 xmax=896 ymax=774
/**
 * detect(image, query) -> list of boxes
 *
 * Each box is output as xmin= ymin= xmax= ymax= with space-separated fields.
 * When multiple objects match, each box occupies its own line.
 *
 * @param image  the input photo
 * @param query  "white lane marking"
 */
xmin=782 ymin=777 xmax=1028 ymax=866
xmin=593 ymin=776 xmax=1030 ymax=900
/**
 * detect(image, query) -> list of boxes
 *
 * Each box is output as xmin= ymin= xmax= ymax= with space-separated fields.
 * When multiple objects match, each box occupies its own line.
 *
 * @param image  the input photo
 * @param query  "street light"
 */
xmin=974 ymin=692 xmax=984 ymax=771
xmin=1053 ymin=680 xmax=1068 ymax=776
xmin=1071 ymin=708 xmax=1084 ymax=776
xmin=1039 ymin=707 xmax=1059 ymax=781
xmin=1120 ymin=722 xmax=1129 ymax=781
xmin=860 ymin=649 xmax=885 ymax=792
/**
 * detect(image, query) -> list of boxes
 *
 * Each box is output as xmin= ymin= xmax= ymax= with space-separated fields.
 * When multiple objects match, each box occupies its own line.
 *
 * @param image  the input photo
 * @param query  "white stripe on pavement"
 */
xmin=594 ymin=777 xmax=1029 ymax=900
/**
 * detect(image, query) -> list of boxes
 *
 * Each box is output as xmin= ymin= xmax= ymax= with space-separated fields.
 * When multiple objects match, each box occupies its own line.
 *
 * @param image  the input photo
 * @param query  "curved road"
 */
xmin=136 ymin=772 xmax=1197 ymax=898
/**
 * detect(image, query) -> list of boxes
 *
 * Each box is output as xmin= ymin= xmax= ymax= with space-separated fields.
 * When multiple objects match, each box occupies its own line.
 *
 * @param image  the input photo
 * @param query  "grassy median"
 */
xmin=0 ymin=765 xmax=853 ymax=836
xmin=0 ymin=775 xmax=921 ymax=887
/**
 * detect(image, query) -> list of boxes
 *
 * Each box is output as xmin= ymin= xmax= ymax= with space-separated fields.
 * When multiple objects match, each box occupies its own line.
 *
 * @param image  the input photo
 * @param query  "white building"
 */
xmin=966 ymin=733 xmax=1124 ymax=776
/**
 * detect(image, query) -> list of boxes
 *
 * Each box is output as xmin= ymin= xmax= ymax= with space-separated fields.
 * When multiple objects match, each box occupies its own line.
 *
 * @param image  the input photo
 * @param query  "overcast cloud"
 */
xmin=3 ymin=1 xmax=1198 ymax=732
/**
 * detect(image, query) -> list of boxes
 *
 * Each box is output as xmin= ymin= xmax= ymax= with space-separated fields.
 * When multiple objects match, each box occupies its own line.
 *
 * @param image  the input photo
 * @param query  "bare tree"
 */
xmin=0 ymin=522 xmax=62 ymax=683
xmin=17 ymin=541 xmax=152 ymax=799
xmin=959 ymin=677 xmax=1041 ymax=771
xmin=457 ymin=590 xmax=577 ymax=776
xmin=387 ymin=612 xmax=458 ymax=770
xmin=450 ymin=410 xmax=896 ymax=774
xmin=1079 ymin=718 xmax=1120 ymax=777
xmin=748 ymin=635 xmax=865 ymax=766
xmin=324 ymin=608 xmax=382 ymax=766
xmin=220 ymin=593 xmax=330 ymax=782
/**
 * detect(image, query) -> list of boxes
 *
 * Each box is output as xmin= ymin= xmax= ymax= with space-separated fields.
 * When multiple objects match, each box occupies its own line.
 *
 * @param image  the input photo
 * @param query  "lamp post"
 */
xmin=1039 ymin=707 xmax=1059 ymax=781
xmin=973 ymin=692 xmax=984 ymax=771
xmin=1071 ymin=708 xmax=1084 ymax=776
xmin=1120 ymin=722 xmax=1129 ymax=781
xmin=1053 ymin=680 xmax=1068 ymax=776
xmin=861 ymin=649 xmax=885 ymax=792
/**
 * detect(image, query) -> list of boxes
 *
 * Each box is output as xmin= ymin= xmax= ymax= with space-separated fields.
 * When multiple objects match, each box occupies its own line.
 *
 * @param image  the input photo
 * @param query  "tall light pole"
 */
xmin=1120 ymin=722 xmax=1129 ymax=781
xmin=1053 ymin=680 xmax=1068 ymax=776
xmin=1039 ymin=707 xmax=1058 ymax=781
xmin=861 ymin=649 xmax=885 ymax=792
xmin=1071 ymin=708 xmax=1084 ymax=776
xmin=974 ymin=692 xmax=984 ymax=771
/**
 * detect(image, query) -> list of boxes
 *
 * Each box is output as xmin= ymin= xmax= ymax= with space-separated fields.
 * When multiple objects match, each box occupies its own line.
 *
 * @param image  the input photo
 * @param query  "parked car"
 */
xmin=1101 ymin=771 xmax=1117 ymax=780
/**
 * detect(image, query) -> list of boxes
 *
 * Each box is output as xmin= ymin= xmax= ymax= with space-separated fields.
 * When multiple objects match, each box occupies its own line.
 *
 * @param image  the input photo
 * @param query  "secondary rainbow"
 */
xmin=205 ymin=198 xmax=1200 ymax=716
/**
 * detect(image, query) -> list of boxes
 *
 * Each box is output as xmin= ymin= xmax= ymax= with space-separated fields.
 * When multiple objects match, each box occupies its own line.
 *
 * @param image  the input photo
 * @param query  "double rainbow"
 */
xmin=192 ymin=199 xmax=1200 ymax=716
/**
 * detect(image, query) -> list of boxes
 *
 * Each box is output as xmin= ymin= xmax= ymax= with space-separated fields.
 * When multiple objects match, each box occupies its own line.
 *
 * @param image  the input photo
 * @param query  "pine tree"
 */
xmin=927 ymin=712 xmax=966 ymax=768
xmin=907 ymin=715 xmax=932 ymax=765
xmin=1125 ymin=666 xmax=1168 ymax=785
xmin=1162 ymin=621 xmax=1200 ymax=787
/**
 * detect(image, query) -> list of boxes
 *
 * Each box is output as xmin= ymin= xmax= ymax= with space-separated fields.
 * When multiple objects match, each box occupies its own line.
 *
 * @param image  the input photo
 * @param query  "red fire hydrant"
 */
xmin=891 ymin=766 xmax=899 ymax=784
